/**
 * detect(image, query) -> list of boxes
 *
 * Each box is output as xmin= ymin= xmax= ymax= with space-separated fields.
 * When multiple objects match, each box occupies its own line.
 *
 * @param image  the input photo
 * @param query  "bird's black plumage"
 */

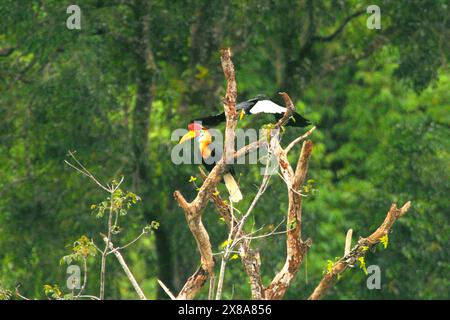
xmin=190 ymin=95 xmax=311 ymax=128
xmin=192 ymin=112 xmax=226 ymax=127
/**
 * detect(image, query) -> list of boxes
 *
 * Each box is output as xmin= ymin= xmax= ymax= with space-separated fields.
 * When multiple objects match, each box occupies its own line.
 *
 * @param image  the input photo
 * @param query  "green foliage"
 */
xmin=288 ymin=219 xmax=297 ymax=230
xmin=43 ymin=284 xmax=77 ymax=300
xmin=44 ymin=178 xmax=148 ymax=300
xmin=379 ymin=234 xmax=389 ymax=250
xmin=43 ymin=284 xmax=63 ymax=300
xmin=188 ymin=176 xmax=197 ymax=183
xmin=361 ymin=246 xmax=369 ymax=253
xmin=326 ymin=260 xmax=334 ymax=275
xmin=0 ymin=284 xmax=12 ymax=300
xmin=91 ymin=186 xmax=141 ymax=219
xmin=144 ymin=221 xmax=160 ymax=233
xmin=230 ymin=254 xmax=239 ymax=261
xmin=324 ymin=257 xmax=341 ymax=275
xmin=0 ymin=0 xmax=447 ymax=300
xmin=219 ymin=239 xmax=232 ymax=250
xmin=358 ymin=257 xmax=368 ymax=276
xmin=303 ymin=179 xmax=318 ymax=195
xmin=60 ymin=235 xmax=96 ymax=266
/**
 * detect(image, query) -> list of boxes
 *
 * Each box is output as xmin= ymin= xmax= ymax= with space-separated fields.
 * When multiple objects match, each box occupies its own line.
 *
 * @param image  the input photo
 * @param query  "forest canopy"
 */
xmin=0 ymin=0 xmax=448 ymax=300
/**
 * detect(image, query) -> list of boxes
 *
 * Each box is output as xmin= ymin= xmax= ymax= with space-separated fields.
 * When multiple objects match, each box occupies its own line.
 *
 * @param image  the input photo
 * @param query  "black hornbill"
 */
xmin=178 ymin=122 xmax=243 ymax=203
xmin=190 ymin=94 xmax=311 ymax=128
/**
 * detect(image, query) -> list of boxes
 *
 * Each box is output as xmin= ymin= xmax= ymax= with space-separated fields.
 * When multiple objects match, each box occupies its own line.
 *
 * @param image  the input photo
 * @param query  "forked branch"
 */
xmin=264 ymin=112 xmax=314 ymax=299
xmin=174 ymin=48 xmax=238 ymax=299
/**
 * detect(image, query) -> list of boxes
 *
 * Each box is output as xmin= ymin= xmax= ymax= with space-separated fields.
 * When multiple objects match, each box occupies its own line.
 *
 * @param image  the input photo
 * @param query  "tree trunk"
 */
xmin=130 ymin=0 xmax=175 ymax=299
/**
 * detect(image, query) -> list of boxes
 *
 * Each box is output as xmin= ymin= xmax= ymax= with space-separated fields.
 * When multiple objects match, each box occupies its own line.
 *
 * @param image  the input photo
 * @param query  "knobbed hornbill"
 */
xmin=178 ymin=122 xmax=243 ymax=203
xmin=191 ymin=94 xmax=311 ymax=128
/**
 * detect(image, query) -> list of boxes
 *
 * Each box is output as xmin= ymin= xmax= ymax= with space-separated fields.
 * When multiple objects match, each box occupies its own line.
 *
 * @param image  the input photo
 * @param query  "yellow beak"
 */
xmin=239 ymin=109 xmax=245 ymax=120
xmin=179 ymin=130 xmax=196 ymax=144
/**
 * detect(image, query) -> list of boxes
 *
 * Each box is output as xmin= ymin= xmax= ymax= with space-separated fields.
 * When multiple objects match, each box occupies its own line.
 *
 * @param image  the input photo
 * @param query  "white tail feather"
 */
xmin=223 ymin=173 xmax=243 ymax=203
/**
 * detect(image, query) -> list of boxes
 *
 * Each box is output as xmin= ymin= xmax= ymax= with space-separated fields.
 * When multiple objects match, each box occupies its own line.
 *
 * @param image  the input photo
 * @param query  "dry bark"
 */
xmin=207 ymin=93 xmax=316 ymax=300
xmin=308 ymin=201 xmax=411 ymax=300
xmin=174 ymin=48 xmax=238 ymax=299
xmin=173 ymin=48 xmax=410 ymax=301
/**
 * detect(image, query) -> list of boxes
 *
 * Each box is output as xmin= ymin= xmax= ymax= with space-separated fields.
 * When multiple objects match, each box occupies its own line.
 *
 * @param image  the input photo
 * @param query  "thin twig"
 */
xmin=108 ymin=230 xmax=146 ymax=254
xmin=229 ymin=141 xmax=275 ymax=250
xmin=242 ymin=221 xmax=297 ymax=242
xmin=158 ymin=279 xmax=176 ymax=300
xmin=103 ymin=236 xmax=147 ymax=300
xmin=215 ymin=201 xmax=235 ymax=300
xmin=276 ymin=171 xmax=308 ymax=197
xmin=285 ymin=126 xmax=317 ymax=154
xmin=15 ymin=284 xmax=31 ymax=300
xmin=78 ymin=295 xmax=100 ymax=300
xmin=174 ymin=48 xmax=238 ymax=300
xmin=64 ymin=151 xmax=111 ymax=193
xmin=99 ymin=189 xmax=114 ymax=300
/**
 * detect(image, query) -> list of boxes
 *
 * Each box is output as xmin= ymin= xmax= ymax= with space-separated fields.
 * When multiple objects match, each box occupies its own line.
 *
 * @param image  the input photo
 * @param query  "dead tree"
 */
xmin=172 ymin=48 xmax=411 ymax=300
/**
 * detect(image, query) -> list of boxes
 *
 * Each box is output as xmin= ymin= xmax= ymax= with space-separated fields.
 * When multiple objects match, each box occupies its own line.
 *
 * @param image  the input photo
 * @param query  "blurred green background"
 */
xmin=0 ymin=0 xmax=448 ymax=299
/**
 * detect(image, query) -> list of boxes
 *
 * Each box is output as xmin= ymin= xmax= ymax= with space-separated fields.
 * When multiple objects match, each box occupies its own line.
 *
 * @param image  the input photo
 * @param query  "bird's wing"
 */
xmin=190 ymin=112 xmax=226 ymax=127
xmin=274 ymin=112 xmax=311 ymax=127
xmin=249 ymin=100 xmax=286 ymax=114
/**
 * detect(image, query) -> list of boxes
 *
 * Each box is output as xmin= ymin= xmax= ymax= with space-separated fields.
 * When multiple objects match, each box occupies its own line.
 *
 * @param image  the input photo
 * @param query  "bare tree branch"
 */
xmin=200 ymin=165 xmax=265 ymax=300
xmin=15 ymin=284 xmax=31 ymax=300
xmin=204 ymin=92 xmax=316 ymax=300
xmin=176 ymin=266 xmax=209 ymax=300
xmin=102 ymin=236 xmax=147 ymax=300
xmin=311 ymin=10 xmax=365 ymax=43
xmin=203 ymin=91 xmax=316 ymax=300
xmin=316 ymin=34 xmax=389 ymax=80
xmin=275 ymin=92 xmax=295 ymax=128
xmin=208 ymin=180 xmax=266 ymax=300
xmin=265 ymin=137 xmax=313 ymax=299
xmin=285 ymin=126 xmax=317 ymax=154
xmin=174 ymin=48 xmax=238 ymax=300
xmin=308 ymin=201 xmax=412 ymax=300
xmin=158 ymin=279 xmax=176 ymax=300
xmin=173 ymin=48 xmax=410 ymax=302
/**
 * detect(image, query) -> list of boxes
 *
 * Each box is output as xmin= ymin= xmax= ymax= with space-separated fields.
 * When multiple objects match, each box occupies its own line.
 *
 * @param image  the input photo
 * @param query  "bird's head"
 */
xmin=178 ymin=122 xmax=212 ymax=145
xmin=255 ymin=94 xmax=270 ymax=101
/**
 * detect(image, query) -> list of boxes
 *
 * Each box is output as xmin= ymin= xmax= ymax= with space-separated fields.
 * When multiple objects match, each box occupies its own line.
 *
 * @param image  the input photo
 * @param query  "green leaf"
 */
xmin=288 ymin=220 xmax=297 ymax=229
xmin=379 ymin=234 xmax=389 ymax=249
xmin=326 ymin=260 xmax=334 ymax=275
xmin=219 ymin=239 xmax=232 ymax=249
xmin=358 ymin=257 xmax=368 ymax=275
